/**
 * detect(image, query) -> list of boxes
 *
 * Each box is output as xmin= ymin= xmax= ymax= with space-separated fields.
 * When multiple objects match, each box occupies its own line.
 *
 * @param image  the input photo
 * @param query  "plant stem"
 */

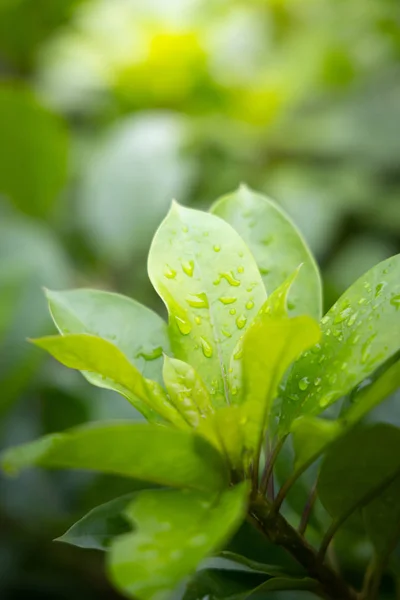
xmin=299 ymin=481 xmax=318 ymax=536
xmin=260 ymin=436 xmax=286 ymax=496
xmin=250 ymin=494 xmax=358 ymax=600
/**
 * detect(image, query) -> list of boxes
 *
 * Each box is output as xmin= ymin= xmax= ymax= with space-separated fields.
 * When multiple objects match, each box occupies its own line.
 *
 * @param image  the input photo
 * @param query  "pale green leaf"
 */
xmin=241 ymin=311 xmax=320 ymax=460
xmin=318 ymin=424 xmax=400 ymax=522
xmin=45 ymin=288 xmax=170 ymax=385
xmin=198 ymin=406 xmax=245 ymax=472
xmin=363 ymin=473 xmax=400 ymax=557
xmin=108 ymin=484 xmax=249 ymax=600
xmin=291 ymin=417 xmax=342 ymax=472
xmin=280 ymin=255 xmax=400 ymax=434
xmin=1 ymin=422 xmax=229 ymax=492
xmin=211 ymin=185 xmax=322 ymax=319
xmin=31 ymin=334 xmax=187 ymax=427
xmin=57 ymin=494 xmax=135 ymax=550
xmin=148 ymin=202 xmax=267 ymax=408
xmin=162 ymin=355 xmax=213 ymax=427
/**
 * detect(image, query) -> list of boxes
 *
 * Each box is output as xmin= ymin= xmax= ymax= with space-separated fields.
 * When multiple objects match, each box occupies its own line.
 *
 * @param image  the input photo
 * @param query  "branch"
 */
xmin=250 ymin=494 xmax=358 ymax=600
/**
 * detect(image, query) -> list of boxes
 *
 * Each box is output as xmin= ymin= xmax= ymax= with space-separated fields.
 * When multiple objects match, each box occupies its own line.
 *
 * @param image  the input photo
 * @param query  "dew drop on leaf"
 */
xmin=347 ymin=312 xmax=358 ymax=327
xmin=137 ymin=347 xmax=163 ymax=361
xmin=182 ymin=260 xmax=195 ymax=277
xmin=164 ymin=265 xmax=177 ymax=279
xmin=314 ymin=377 xmax=322 ymax=386
xmin=236 ymin=314 xmax=247 ymax=329
xmin=246 ymin=300 xmax=254 ymax=310
xmin=298 ymin=377 xmax=310 ymax=391
xmin=334 ymin=307 xmax=352 ymax=324
xmin=186 ymin=293 xmax=209 ymax=308
xmin=213 ymin=245 xmax=221 ymax=252
xmin=221 ymin=329 xmax=232 ymax=338
xmin=175 ymin=316 xmax=192 ymax=335
xmin=230 ymin=308 xmax=237 ymax=315
xmin=237 ymin=266 xmax=244 ymax=273
xmin=219 ymin=296 xmax=237 ymax=305
xmin=233 ymin=347 xmax=243 ymax=360
xmin=214 ymin=272 xmax=241 ymax=287
xmin=375 ymin=282 xmax=387 ymax=297
xmin=200 ymin=337 xmax=213 ymax=358
xmin=390 ymin=294 xmax=400 ymax=310
xmin=195 ymin=316 xmax=202 ymax=325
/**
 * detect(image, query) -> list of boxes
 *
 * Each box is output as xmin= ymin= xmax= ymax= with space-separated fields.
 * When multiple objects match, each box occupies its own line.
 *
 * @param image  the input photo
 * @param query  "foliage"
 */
xmin=2 ymin=189 xmax=400 ymax=600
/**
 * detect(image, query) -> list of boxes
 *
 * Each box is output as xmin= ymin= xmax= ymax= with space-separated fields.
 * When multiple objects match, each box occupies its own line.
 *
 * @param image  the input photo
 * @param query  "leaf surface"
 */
xmin=148 ymin=202 xmax=267 ymax=407
xmin=1 ymin=422 xmax=229 ymax=492
xmin=280 ymin=255 xmax=400 ymax=434
xmin=211 ymin=185 xmax=322 ymax=319
xmin=108 ymin=484 xmax=249 ymax=600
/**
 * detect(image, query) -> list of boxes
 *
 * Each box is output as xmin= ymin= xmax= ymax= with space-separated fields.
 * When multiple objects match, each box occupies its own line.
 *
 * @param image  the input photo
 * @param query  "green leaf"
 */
xmin=363 ymin=473 xmax=400 ymax=557
xmin=240 ymin=285 xmax=320 ymax=460
xmin=198 ymin=406 xmax=245 ymax=472
xmin=211 ymin=185 xmax=322 ymax=320
xmin=108 ymin=484 xmax=249 ymax=600
xmin=0 ymin=84 xmax=68 ymax=217
xmin=233 ymin=576 xmax=320 ymax=599
xmin=280 ymin=255 xmax=400 ymax=434
xmin=318 ymin=424 xmax=400 ymax=523
xmin=162 ymin=355 xmax=213 ymax=427
xmin=57 ymin=494 xmax=135 ymax=551
xmin=1 ymin=422 xmax=229 ymax=492
xmin=31 ymin=334 xmax=186 ymax=427
xmin=148 ymin=202 xmax=267 ymax=408
xmin=291 ymin=417 xmax=342 ymax=472
xmin=344 ymin=359 xmax=400 ymax=426
xmin=45 ymin=288 xmax=170 ymax=385
xmin=215 ymin=552 xmax=297 ymax=577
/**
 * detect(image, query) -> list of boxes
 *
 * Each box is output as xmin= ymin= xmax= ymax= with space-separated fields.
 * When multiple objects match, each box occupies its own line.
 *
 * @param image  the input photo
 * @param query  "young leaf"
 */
xmin=198 ymin=406 xmax=245 ymax=472
xmin=148 ymin=202 xmax=267 ymax=408
xmin=57 ymin=494 xmax=135 ymax=551
xmin=45 ymin=288 xmax=169 ymax=385
xmin=318 ymin=424 xmax=400 ymax=523
xmin=31 ymin=334 xmax=187 ymax=427
xmin=363 ymin=473 xmax=400 ymax=557
xmin=240 ymin=309 xmax=320 ymax=461
xmin=291 ymin=417 xmax=342 ymax=472
xmin=108 ymin=484 xmax=249 ymax=600
xmin=162 ymin=355 xmax=213 ymax=427
xmin=211 ymin=185 xmax=322 ymax=320
xmin=280 ymin=255 xmax=400 ymax=435
xmin=1 ymin=422 xmax=229 ymax=492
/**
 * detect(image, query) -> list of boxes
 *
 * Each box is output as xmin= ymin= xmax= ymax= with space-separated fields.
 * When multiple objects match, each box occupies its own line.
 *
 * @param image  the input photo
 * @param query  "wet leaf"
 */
xmin=1 ymin=422 xmax=229 ymax=492
xmin=291 ymin=417 xmax=342 ymax=472
xmin=108 ymin=484 xmax=249 ymax=600
xmin=148 ymin=202 xmax=267 ymax=408
xmin=31 ymin=334 xmax=186 ymax=427
xmin=363 ymin=473 xmax=400 ymax=557
xmin=280 ymin=255 xmax=400 ymax=435
xmin=45 ymin=288 xmax=170 ymax=385
xmin=211 ymin=185 xmax=322 ymax=320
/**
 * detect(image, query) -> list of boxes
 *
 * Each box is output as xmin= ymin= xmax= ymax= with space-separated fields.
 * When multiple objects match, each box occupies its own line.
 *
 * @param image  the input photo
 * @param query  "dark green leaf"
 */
xmin=108 ymin=484 xmax=249 ymax=600
xmin=57 ymin=494 xmax=135 ymax=551
xmin=1 ymin=422 xmax=229 ymax=492
xmin=364 ymin=473 xmax=400 ymax=557
xmin=211 ymin=185 xmax=322 ymax=320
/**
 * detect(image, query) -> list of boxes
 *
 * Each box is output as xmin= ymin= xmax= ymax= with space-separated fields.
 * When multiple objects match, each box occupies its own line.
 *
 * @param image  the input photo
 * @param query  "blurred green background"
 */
xmin=0 ymin=1 xmax=399 ymax=598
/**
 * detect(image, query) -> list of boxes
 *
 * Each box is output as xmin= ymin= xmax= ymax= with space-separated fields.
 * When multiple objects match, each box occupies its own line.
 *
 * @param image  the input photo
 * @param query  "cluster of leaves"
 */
xmin=2 ymin=188 xmax=400 ymax=600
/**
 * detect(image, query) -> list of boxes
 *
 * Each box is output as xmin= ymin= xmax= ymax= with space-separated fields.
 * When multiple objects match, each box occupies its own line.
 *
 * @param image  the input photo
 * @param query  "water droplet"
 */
xmin=214 ymin=272 xmax=241 ymax=287
xmin=229 ymin=308 xmax=237 ymax=315
xmin=321 ymin=315 xmax=330 ymax=325
xmin=237 ymin=266 xmax=244 ymax=273
xmin=259 ymin=267 xmax=270 ymax=275
xmin=175 ymin=316 xmax=192 ymax=335
xmin=262 ymin=236 xmax=274 ymax=246
xmin=213 ymin=245 xmax=221 ymax=252
xmin=164 ymin=265 xmax=177 ymax=279
xmin=363 ymin=281 xmax=372 ymax=292
xmin=195 ymin=316 xmax=202 ymax=325
xmin=383 ymin=268 xmax=389 ymax=275
xmin=219 ymin=296 xmax=237 ymax=305
xmin=231 ymin=387 xmax=238 ymax=396
xmin=328 ymin=374 xmax=337 ymax=385
xmin=137 ymin=347 xmax=163 ymax=361
xmin=390 ymin=295 xmax=400 ymax=310
xmin=200 ymin=337 xmax=213 ymax=358
xmin=234 ymin=348 xmax=243 ymax=360
xmin=246 ymin=300 xmax=254 ymax=310
xmin=182 ymin=260 xmax=194 ymax=277
xmin=314 ymin=378 xmax=322 ymax=386
xmin=320 ymin=392 xmax=336 ymax=408
xmin=298 ymin=377 xmax=310 ymax=391
xmin=358 ymin=297 xmax=367 ymax=305
xmin=311 ymin=344 xmax=322 ymax=354
xmin=236 ymin=314 xmax=247 ymax=329
xmin=186 ymin=292 xmax=209 ymax=308
xmin=347 ymin=312 xmax=358 ymax=327
xmin=375 ymin=282 xmax=387 ymax=297
xmin=182 ymin=225 xmax=189 ymax=233
xmin=334 ymin=307 xmax=352 ymax=324
xmin=221 ymin=329 xmax=232 ymax=338
xmin=361 ymin=336 xmax=376 ymax=364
